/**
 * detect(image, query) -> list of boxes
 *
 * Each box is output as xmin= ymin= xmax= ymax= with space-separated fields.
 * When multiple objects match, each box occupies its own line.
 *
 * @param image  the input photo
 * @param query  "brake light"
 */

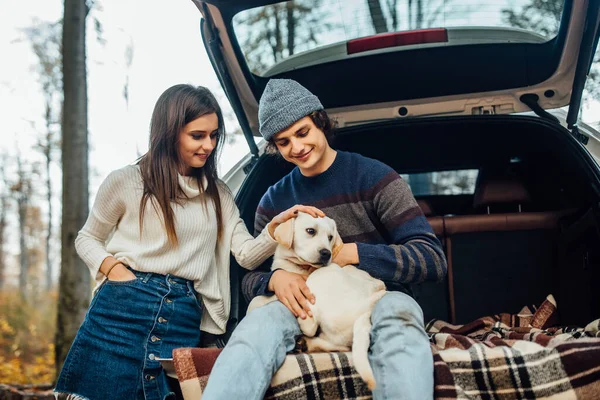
xmin=347 ymin=28 xmax=448 ymax=54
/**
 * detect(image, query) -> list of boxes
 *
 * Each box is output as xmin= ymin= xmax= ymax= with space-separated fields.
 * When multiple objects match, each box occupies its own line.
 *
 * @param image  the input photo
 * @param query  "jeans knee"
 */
xmin=236 ymin=300 xmax=299 ymax=340
xmin=372 ymin=292 xmax=424 ymax=326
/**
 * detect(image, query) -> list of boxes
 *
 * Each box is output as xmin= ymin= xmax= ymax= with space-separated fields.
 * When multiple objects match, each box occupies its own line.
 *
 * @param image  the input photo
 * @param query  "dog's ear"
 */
xmin=331 ymin=231 xmax=344 ymax=259
xmin=274 ymin=218 xmax=295 ymax=248
xmin=328 ymin=218 xmax=344 ymax=259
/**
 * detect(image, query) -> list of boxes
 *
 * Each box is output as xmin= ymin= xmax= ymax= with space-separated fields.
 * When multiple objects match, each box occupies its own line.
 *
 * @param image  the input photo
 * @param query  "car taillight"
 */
xmin=346 ymin=28 xmax=448 ymax=54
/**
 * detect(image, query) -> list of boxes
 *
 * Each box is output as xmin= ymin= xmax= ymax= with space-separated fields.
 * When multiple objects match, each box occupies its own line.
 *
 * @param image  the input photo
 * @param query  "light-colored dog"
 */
xmin=247 ymin=212 xmax=386 ymax=390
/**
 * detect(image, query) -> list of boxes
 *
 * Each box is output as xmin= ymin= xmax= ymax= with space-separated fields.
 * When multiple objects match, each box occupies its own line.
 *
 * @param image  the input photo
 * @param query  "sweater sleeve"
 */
xmin=241 ymin=190 xmax=279 ymax=302
xmin=355 ymin=171 xmax=447 ymax=284
xmin=74 ymin=169 xmax=128 ymax=282
xmin=220 ymin=182 xmax=278 ymax=270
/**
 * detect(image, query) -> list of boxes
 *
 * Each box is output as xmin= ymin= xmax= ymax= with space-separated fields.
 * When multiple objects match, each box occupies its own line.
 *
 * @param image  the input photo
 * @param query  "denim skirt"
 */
xmin=55 ymin=268 xmax=203 ymax=400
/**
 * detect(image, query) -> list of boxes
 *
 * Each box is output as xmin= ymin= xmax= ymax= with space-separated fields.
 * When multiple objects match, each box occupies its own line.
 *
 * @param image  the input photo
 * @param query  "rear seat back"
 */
xmin=444 ymin=212 xmax=563 ymax=324
xmin=415 ymin=200 xmax=449 ymax=321
xmin=415 ymin=178 xmax=570 ymax=324
xmin=418 ymin=199 xmax=444 ymax=235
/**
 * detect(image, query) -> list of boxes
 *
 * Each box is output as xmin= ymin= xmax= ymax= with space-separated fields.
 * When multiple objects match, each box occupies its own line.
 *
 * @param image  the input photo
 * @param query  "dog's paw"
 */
xmin=294 ymin=336 xmax=308 ymax=353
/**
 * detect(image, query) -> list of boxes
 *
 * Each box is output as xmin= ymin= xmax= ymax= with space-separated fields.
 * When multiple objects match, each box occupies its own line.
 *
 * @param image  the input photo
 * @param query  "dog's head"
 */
xmin=273 ymin=212 xmax=343 ymax=267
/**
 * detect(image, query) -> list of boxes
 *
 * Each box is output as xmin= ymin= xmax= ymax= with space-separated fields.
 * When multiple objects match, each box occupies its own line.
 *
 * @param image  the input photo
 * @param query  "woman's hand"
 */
xmin=107 ymin=264 xmax=137 ymax=281
xmin=268 ymin=269 xmax=316 ymax=319
xmin=268 ymin=205 xmax=325 ymax=238
xmin=100 ymin=257 xmax=136 ymax=282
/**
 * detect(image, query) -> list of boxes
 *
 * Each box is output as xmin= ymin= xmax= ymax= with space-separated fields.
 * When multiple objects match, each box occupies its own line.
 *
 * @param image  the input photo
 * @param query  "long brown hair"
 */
xmin=137 ymin=84 xmax=225 ymax=246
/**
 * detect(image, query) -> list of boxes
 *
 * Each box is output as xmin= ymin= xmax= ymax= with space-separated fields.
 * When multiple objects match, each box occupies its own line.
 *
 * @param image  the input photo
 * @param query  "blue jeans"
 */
xmin=202 ymin=292 xmax=433 ymax=400
xmin=55 ymin=269 xmax=203 ymax=400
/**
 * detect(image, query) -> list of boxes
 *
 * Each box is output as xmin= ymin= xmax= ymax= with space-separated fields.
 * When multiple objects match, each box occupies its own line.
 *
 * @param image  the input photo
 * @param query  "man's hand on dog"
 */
xmin=268 ymin=269 xmax=315 ymax=319
xmin=332 ymin=243 xmax=359 ymax=267
xmin=268 ymin=205 xmax=325 ymax=238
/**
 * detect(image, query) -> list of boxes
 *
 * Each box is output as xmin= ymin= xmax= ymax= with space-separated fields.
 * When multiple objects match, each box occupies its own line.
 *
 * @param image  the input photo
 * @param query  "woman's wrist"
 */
xmin=108 ymin=263 xmax=129 ymax=279
xmin=106 ymin=262 xmax=125 ymax=278
xmin=100 ymin=257 xmax=123 ymax=278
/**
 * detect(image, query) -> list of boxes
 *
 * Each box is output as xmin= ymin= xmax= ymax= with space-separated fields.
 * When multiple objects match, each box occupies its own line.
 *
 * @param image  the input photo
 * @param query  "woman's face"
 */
xmin=178 ymin=112 xmax=219 ymax=175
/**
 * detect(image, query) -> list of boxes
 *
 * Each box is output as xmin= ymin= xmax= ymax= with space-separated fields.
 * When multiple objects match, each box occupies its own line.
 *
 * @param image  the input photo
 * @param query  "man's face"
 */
xmin=272 ymin=116 xmax=329 ymax=174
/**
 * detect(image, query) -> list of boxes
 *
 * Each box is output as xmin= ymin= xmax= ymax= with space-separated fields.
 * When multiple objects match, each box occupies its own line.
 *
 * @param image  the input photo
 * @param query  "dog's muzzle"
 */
xmin=319 ymin=249 xmax=332 ymax=264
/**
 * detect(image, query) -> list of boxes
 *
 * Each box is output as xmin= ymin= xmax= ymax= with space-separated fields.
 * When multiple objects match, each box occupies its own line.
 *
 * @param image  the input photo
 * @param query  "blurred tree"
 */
xmin=368 ymin=0 xmax=388 ymax=33
xmin=25 ymin=205 xmax=45 ymax=294
xmin=370 ymin=0 xmax=450 ymax=33
xmin=10 ymin=153 xmax=38 ymax=301
xmin=25 ymin=20 xmax=62 ymax=291
xmin=431 ymin=170 xmax=476 ymax=195
xmin=503 ymin=0 xmax=600 ymax=102
xmin=503 ymin=0 xmax=563 ymax=38
xmin=237 ymin=0 xmax=327 ymax=74
xmin=0 ymin=153 xmax=8 ymax=290
xmin=56 ymin=0 xmax=92 ymax=374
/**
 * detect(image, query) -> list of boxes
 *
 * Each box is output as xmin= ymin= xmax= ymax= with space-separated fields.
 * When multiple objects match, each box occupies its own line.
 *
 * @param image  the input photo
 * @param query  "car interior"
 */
xmin=226 ymin=114 xmax=600 ymax=338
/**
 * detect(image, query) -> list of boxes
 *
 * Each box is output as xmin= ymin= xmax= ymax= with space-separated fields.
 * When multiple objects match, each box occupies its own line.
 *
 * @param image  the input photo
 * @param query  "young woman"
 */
xmin=54 ymin=84 xmax=323 ymax=400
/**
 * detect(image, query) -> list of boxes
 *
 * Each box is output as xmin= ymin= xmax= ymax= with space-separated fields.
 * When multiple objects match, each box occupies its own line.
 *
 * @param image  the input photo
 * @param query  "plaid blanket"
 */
xmin=173 ymin=295 xmax=600 ymax=399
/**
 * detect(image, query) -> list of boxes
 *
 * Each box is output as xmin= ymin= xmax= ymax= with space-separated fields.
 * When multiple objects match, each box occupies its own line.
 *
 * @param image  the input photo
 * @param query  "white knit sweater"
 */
xmin=75 ymin=165 xmax=277 ymax=334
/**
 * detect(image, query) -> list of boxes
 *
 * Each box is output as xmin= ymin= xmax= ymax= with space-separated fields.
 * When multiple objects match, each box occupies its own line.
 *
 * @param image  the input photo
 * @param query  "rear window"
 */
xmin=401 ymin=169 xmax=478 ymax=196
xmin=232 ymin=0 xmax=564 ymax=76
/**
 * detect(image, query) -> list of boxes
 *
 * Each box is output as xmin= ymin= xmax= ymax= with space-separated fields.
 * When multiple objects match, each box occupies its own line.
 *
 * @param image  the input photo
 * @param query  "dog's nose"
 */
xmin=319 ymin=249 xmax=331 ymax=263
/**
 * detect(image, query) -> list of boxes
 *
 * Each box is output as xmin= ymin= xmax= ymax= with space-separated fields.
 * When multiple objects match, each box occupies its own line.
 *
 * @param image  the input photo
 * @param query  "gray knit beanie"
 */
xmin=259 ymin=79 xmax=324 ymax=141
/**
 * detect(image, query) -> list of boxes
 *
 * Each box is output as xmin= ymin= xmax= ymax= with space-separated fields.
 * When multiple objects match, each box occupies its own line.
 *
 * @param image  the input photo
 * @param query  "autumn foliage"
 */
xmin=0 ymin=290 xmax=56 ymax=384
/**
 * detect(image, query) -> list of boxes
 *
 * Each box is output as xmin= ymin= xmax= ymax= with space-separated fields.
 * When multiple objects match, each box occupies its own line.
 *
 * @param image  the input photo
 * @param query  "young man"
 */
xmin=202 ymin=79 xmax=447 ymax=400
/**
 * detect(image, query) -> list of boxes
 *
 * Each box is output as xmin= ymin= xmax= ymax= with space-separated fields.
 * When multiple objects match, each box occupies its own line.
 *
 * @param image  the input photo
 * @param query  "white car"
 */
xmin=194 ymin=0 xmax=600 ymax=348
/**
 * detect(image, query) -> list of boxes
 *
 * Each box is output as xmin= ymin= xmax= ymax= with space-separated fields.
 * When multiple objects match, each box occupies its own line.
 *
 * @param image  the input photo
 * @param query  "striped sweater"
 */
xmin=242 ymin=151 xmax=447 ymax=301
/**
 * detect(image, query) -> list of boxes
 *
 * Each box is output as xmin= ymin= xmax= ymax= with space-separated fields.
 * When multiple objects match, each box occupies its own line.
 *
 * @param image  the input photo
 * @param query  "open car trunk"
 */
xmin=168 ymin=114 xmax=600 ymax=399
xmin=228 ymin=115 xmax=600 ymax=329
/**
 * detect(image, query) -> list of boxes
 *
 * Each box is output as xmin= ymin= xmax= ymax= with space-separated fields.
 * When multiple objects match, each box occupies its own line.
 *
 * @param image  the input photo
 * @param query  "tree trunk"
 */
xmin=387 ymin=0 xmax=398 ymax=30
xmin=286 ymin=3 xmax=295 ymax=56
xmin=272 ymin=5 xmax=283 ymax=62
xmin=368 ymin=0 xmax=388 ymax=34
xmin=0 ymin=182 xmax=6 ymax=290
xmin=0 ymin=158 xmax=7 ymax=290
xmin=16 ymin=156 xmax=30 ymax=301
xmin=0 ymin=203 xmax=5 ymax=289
xmin=18 ymin=195 xmax=27 ymax=298
xmin=45 ymin=105 xmax=53 ymax=291
xmin=56 ymin=0 xmax=90 ymax=375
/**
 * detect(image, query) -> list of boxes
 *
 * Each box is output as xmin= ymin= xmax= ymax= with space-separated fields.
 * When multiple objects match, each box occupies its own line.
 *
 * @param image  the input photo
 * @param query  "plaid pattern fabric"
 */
xmin=429 ymin=296 xmax=600 ymax=399
xmin=266 ymin=352 xmax=371 ymax=400
xmin=173 ymin=349 xmax=371 ymax=400
xmin=174 ymin=295 xmax=600 ymax=400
